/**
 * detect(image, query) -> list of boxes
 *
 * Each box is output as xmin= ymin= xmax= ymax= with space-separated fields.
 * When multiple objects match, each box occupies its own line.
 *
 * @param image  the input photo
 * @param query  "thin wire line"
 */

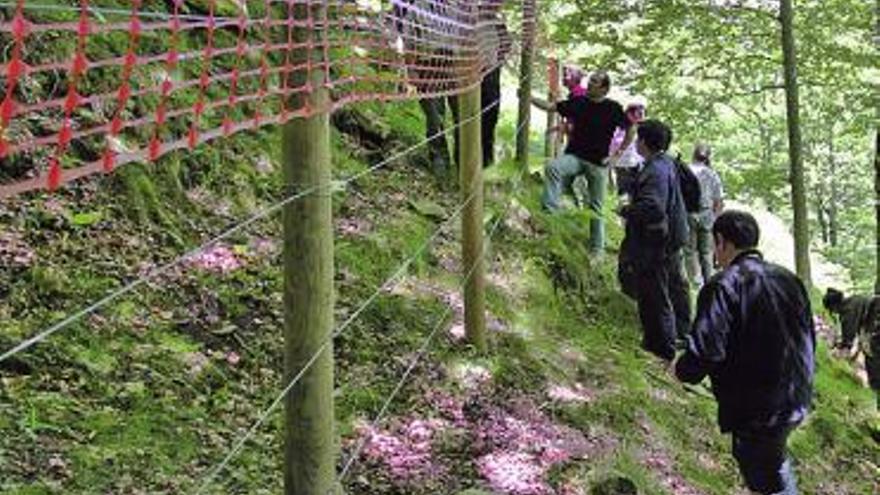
xmin=0 ymin=97 xmax=502 ymax=364
xmin=191 ymin=183 xmax=483 ymax=495
xmin=337 ymin=169 xmax=529 ymax=485
xmin=193 ymin=111 xmax=530 ymax=493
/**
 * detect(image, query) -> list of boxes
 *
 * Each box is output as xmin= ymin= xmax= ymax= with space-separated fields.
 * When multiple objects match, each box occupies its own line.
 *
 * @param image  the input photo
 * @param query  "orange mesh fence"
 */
xmin=0 ymin=0 xmax=526 ymax=198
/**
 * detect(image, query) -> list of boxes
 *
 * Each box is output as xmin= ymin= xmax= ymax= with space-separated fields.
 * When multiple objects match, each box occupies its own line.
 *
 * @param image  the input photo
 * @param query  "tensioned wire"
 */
xmin=194 ymin=114 xmax=530 ymax=495
xmin=192 ymin=169 xmax=486 ymax=495
xmin=0 ymin=97 xmax=502 ymax=363
xmin=335 ymin=117 xmax=530 ymax=487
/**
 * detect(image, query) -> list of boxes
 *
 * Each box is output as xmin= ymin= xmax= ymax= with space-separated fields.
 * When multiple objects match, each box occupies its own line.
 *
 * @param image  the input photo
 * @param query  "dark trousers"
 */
xmin=636 ymin=250 xmax=691 ymax=361
xmin=419 ymin=96 xmax=458 ymax=174
xmin=732 ymin=425 xmax=798 ymax=494
xmin=668 ymin=250 xmax=692 ymax=342
xmin=418 ymin=68 xmax=501 ymax=173
xmin=481 ymin=67 xmax=501 ymax=167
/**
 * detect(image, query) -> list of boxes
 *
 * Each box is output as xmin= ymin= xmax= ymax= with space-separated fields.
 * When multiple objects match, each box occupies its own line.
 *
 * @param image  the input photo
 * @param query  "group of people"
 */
xmin=534 ymin=67 xmax=878 ymax=495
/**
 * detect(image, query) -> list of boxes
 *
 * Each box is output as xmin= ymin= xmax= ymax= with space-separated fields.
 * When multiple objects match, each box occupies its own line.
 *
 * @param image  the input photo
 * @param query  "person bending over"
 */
xmin=823 ymin=287 xmax=880 ymax=408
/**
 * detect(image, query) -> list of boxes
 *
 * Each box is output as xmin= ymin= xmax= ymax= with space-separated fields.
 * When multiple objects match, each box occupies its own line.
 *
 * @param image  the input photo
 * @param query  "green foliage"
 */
xmin=549 ymin=0 xmax=877 ymax=290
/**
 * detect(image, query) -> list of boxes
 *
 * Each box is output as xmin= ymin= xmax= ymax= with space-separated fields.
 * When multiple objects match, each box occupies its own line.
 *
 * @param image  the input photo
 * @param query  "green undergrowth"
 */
xmin=1 ymin=94 xmax=878 ymax=495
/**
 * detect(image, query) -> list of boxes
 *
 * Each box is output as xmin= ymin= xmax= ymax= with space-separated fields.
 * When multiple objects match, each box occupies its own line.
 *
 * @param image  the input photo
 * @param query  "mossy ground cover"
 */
xmin=1 ymin=89 xmax=878 ymax=495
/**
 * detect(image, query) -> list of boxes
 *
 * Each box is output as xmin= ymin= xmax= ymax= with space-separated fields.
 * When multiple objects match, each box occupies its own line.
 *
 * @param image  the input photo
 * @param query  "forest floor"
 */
xmin=1 ymin=101 xmax=878 ymax=495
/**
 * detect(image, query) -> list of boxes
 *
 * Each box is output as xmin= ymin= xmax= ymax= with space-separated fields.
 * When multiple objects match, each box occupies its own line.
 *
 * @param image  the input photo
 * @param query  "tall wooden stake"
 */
xmin=459 ymin=84 xmax=487 ymax=353
xmin=544 ymin=57 xmax=560 ymax=158
xmin=283 ymin=4 xmax=335 ymax=495
xmin=515 ymin=0 xmax=536 ymax=173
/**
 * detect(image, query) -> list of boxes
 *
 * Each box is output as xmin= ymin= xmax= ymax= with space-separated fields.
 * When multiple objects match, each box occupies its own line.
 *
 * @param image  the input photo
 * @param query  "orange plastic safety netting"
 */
xmin=0 ymin=0 xmax=524 ymax=198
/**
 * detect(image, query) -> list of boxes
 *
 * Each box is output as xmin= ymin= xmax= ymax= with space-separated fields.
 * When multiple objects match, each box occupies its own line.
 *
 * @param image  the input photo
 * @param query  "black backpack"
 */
xmin=673 ymin=154 xmax=702 ymax=214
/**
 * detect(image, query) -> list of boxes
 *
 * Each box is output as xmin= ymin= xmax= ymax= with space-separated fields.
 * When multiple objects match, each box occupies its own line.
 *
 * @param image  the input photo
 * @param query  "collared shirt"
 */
xmin=675 ymin=250 xmax=816 ymax=432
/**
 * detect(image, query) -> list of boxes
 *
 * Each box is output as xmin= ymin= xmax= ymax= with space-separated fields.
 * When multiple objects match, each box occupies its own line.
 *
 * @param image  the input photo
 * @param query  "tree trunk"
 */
xmin=827 ymin=127 xmax=839 ymax=247
xmin=780 ymin=0 xmax=812 ymax=284
xmin=515 ymin=0 xmax=536 ymax=173
xmin=283 ymin=3 xmax=336 ymax=495
xmin=875 ymin=0 xmax=879 ymax=295
xmin=816 ymin=199 xmax=828 ymax=245
xmin=875 ymin=128 xmax=879 ymax=294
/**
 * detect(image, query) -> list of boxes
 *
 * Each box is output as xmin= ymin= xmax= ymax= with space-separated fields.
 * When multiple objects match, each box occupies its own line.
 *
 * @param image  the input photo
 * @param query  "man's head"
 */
xmin=636 ymin=119 xmax=671 ymax=158
xmin=586 ymin=70 xmax=611 ymax=100
xmin=712 ymin=210 xmax=760 ymax=268
xmin=822 ymin=288 xmax=845 ymax=313
xmin=693 ymin=143 xmax=712 ymax=166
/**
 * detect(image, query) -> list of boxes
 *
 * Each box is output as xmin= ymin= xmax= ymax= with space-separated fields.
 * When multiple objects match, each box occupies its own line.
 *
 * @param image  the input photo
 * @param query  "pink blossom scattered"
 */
xmin=547 ymin=383 xmax=593 ymax=404
xmin=476 ymin=451 xmax=551 ymax=495
xmin=226 ymin=351 xmax=241 ymax=366
xmin=558 ymin=481 xmax=586 ymax=495
xmin=182 ymin=351 xmax=209 ymax=377
xmin=427 ymin=391 xmax=466 ymax=426
xmin=189 ymin=244 xmax=242 ymax=273
xmin=338 ymin=217 xmax=372 ymax=237
xmin=248 ymin=237 xmax=278 ymax=257
xmin=0 ymin=231 xmax=35 ymax=267
xmin=451 ymin=363 xmax=492 ymax=390
xmin=358 ymin=418 xmax=449 ymax=482
xmin=448 ymin=323 xmax=466 ymax=341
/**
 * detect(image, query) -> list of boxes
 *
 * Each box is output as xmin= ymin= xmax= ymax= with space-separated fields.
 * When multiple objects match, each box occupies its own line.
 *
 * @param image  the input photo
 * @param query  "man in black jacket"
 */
xmin=619 ymin=119 xmax=689 ymax=361
xmin=675 ymin=210 xmax=815 ymax=495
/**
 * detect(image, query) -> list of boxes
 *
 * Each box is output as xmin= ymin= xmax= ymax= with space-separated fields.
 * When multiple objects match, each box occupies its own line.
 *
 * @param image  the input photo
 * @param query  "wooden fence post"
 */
xmin=544 ymin=57 xmax=561 ymax=158
xmin=515 ymin=0 xmax=537 ymax=173
xmin=459 ymin=82 xmax=487 ymax=352
xmin=283 ymin=3 xmax=336 ymax=495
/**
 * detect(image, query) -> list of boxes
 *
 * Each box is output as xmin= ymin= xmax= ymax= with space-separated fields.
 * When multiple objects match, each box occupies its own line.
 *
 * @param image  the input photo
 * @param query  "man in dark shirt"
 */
xmin=619 ymin=119 xmax=689 ymax=362
xmin=675 ymin=210 xmax=815 ymax=495
xmin=536 ymin=71 xmax=633 ymax=254
xmin=823 ymin=288 xmax=880 ymax=407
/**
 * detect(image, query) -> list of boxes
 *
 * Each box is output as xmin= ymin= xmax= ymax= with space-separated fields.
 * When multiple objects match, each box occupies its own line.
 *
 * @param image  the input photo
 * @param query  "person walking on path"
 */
xmin=675 ymin=210 xmax=816 ymax=495
xmin=534 ymin=70 xmax=634 ymax=254
xmin=686 ymin=143 xmax=724 ymax=287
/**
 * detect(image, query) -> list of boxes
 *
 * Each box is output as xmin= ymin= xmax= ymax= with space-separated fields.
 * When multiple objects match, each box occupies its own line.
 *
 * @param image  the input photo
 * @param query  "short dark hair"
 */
xmin=693 ymin=143 xmax=712 ymax=165
xmin=823 ymin=288 xmax=845 ymax=312
xmin=712 ymin=210 xmax=760 ymax=249
xmin=637 ymin=119 xmax=671 ymax=153
xmin=589 ymin=70 xmax=611 ymax=89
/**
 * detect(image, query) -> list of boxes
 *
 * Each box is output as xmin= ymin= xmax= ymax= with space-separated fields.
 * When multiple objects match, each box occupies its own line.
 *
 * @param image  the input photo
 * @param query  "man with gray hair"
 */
xmin=686 ymin=143 xmax=724 ymax=287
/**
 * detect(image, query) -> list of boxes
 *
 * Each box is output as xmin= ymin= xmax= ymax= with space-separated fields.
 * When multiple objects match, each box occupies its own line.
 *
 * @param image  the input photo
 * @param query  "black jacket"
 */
xmin=675 ymin=250 xmax=816 ymax=432
xmin=621 ymin=153 xmax=688 ymax=267
xmin=836 ymin=295 xmax=879 ymax=350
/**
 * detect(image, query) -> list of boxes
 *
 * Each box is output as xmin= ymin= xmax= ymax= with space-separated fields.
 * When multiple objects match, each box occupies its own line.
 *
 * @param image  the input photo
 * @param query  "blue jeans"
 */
xmin=732 ymin=425 xmax=799 ymax=494
xmin=541 ymin=153 xmax=607 ymax=252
